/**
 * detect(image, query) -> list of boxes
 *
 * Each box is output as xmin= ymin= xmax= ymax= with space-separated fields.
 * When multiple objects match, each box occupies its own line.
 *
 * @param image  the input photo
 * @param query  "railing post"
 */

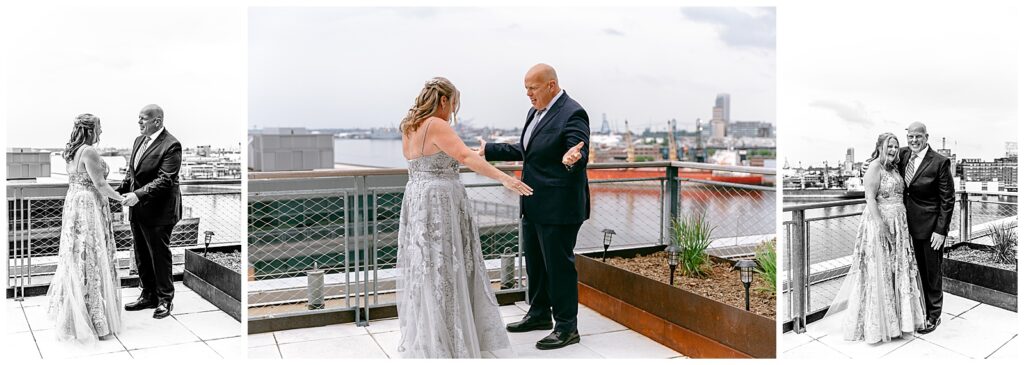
xmin=354 ymin=176 xmax=369 ymax=326
xmin=664 ymin=164 xmax=680 ymax=244
xmin=959 ymin=191 xmax=970 ymax=243
xmin=791 ymin=209 xmax=808 ymax=333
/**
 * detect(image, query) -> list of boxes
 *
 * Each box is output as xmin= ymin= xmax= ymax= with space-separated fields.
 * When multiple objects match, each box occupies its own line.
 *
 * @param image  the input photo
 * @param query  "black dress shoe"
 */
xmin=536 ymin=330 xmax=580 ymax=350
xmin=917 ymin=317 xmax=941 ymax=334
xmin=153 ymin=301 xmax=173 ymax=319
xmin=506 ymin=315 xmax=554 ymax=333
xmin=124 ymin=296 xmax=159 ymax=311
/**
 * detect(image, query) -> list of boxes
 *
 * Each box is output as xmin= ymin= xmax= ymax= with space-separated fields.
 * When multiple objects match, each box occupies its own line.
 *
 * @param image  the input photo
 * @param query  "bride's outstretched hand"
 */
xmin=476 ymin=137 xmax=487 ymax=157
xmin=501 ymin=176 xmax=533 ymax=196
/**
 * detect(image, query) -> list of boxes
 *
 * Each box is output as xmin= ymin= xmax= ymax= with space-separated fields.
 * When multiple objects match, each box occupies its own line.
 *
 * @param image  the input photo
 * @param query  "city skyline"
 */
xmin=249 ymin=7 xmax=776 ymax=131
xmin=780 ymin=3 xmax=1017 ymax=165
xmin=4 ymin=7 xmax=246 ymax=150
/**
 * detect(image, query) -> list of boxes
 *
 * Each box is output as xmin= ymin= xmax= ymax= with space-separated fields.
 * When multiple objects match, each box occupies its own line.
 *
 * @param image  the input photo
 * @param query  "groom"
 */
xmin=899 ymin=121 xmax=954 ymax=334
xmin=479 ymin=64 xmax=590 ymax=350
xmin=118 ymin=104 xmax=183 ymax=319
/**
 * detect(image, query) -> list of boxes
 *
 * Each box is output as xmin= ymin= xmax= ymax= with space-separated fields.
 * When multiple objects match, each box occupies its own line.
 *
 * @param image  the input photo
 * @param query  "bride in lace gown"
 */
xmin=395 ymin=77 xmax=533 ymax=358
xmin=47 ymin=114 xmax=125 ymax=342
xmin=827 ymin=132 xmax=926 ymax=343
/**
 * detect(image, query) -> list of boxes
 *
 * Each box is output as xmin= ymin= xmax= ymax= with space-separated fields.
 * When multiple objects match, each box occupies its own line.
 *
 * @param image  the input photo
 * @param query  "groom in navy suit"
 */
xmin=118 ymin=104 xmax=183 ymax=319
xmin=898 ymin=121 xmax=954 ymax=334
xmin=480 ymin=64 xmax=590 ymax=350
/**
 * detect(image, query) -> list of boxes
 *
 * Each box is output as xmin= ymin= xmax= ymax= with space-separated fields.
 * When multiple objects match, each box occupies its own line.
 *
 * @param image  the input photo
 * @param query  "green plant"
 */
xmin=754 ymin=239 xmax=776 ymax=294
xmin=671 ymin=211 xmax=716 ymax=278
xmin=988 ymin=222 xmax=1017 ymax=265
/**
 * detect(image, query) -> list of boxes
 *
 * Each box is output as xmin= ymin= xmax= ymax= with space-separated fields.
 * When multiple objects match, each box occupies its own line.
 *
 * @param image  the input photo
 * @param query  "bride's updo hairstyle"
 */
xmin=867 ymin=132 xmax=900 ymax=171
xmin=400 ymin=77 xmax=460 ymax=136
xmin=62 ymin=113 xmax=100 ymax=163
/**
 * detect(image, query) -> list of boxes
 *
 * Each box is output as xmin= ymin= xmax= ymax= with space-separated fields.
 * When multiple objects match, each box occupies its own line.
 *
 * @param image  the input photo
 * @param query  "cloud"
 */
xmin=603 ymin=28 xmax=625 ymax=36
xmin=808 ymin=100 xmax=874 ymax=127
xmin=680 ymin=7 xmax=775 ymax=50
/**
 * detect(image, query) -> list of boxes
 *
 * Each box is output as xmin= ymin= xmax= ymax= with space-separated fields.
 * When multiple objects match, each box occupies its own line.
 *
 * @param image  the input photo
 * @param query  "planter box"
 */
xmin=942 ymin=253 xmax=1017 ymax=312
xmin=576 ymin=251 xmax=775 ymax=358
xmin=184 ymin=245 xmax=242 ymax=321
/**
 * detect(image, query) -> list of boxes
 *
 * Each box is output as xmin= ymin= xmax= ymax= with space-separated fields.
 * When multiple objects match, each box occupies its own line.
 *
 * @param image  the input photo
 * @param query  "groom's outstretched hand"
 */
xmin=121 ymin=193 xmax=139 ymax=207
xmin=929 ymin=232 xmax=945 ymax=250
xmin=475 ymin=137 xmax=487 ymax=157
xmin=562 ymin=141 xmax=585 ymax=166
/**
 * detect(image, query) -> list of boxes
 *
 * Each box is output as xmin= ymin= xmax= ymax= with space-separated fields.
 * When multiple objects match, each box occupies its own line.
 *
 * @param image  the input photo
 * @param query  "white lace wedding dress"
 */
xmin=47 ymin=154 xmax=123 ymax=342
xmin=395 ymin=151 xmax=511 ymax=358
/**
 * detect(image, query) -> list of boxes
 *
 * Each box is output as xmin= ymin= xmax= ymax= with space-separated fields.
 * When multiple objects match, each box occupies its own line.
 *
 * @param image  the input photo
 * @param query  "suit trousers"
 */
xmin=522 ymin=218 xmax=582 ymax=333
xmin=131 ymin=221 xmax=176 ymax=303
xmin=912 ymin=236 xmax=943 ymax=320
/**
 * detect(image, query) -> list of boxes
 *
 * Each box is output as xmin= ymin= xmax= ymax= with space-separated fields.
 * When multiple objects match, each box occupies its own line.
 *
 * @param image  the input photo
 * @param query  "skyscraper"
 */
xmin=715 ymin=93 xmax=731 ymax=123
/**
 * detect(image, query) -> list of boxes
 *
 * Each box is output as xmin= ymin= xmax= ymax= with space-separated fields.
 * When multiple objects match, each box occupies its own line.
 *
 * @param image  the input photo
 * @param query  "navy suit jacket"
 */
xmin=117 ymin=129 xmax=183 ymax=226
xmin=484 ymin=92 xmax=591 ymax=225
xmin=897 ymin=146 xmax=955 ymax=240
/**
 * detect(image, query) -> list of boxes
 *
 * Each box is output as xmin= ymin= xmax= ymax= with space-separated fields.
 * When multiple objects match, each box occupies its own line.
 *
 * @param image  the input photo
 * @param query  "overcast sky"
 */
xmin=779 ymin=3 xmax=1017 ymax=166
xmin=249 ymin=7 xmax=776 ymax=132
xmin=4 ymin=7 xmax=246 ymax=150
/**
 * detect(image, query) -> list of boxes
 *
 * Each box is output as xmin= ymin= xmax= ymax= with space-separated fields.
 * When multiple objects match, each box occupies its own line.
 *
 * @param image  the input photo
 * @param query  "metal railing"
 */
xmin=7 ymin=180 xmax=242 ymax=299
xmin=247 ymin=161 xmax=776 ymax=323
xmin=782 ymin=190 xmax=1018 ymax=332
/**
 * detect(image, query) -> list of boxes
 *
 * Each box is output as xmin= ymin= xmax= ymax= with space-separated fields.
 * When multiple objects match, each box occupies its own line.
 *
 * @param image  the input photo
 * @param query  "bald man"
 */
xmin=118 ymin=104 xmax=183 ymax=319
xmin=898 ymin=121 xmax=954 ymax=334
xmin=479 ymin=64 xmax=590 ymax=350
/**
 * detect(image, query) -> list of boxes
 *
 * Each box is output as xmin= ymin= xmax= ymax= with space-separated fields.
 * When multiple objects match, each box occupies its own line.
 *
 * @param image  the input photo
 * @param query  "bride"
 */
xmin=395 ymin=77 xmax=532 ymax=358
xmin=47 ymin=114 xmax=125 ymax=342
xmin=828 ymin=132 xmax=926 ymax=343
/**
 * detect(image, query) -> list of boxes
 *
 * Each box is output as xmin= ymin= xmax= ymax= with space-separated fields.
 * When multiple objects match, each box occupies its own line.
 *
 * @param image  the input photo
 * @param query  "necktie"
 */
xmin=904 ymin=153 xmax=918 ymax=187
xmin=134 ymin=136 xmax=152 ymax=169
xmin=522 ymin=108 xmax=546 ymax=149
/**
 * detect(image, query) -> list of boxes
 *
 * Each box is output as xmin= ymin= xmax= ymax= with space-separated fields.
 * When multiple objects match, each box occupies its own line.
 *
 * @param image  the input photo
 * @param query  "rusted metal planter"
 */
xmin=576 ymin=251 xmax=775 ymax=358
xmin=942 ymin=248 xmax=1017 ymax=311
xmin=184 ymin=245 xmax=242 ymax=321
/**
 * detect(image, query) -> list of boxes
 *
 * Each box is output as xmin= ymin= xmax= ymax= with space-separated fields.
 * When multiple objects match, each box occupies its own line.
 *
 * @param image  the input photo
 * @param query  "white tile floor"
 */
xmin=6 ymin=282 xmax=242 ymax=360
xmin=782 ymin=293 xmax=1017 ymax=359
xmin=248 ymin=301 xmax=685 ymax=359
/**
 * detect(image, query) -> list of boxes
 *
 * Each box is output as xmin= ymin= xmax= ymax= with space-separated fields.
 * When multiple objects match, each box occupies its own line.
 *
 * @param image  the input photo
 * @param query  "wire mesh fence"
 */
xmin=676 ymin=175 xmax=776 ymax=259
xmin=247 ymin=162 xmax=777 ymax=322
xmin=6 ymin=180 xmax=242 ymax=298
xmin=781 ymin=191 xmax=1018 ymax=329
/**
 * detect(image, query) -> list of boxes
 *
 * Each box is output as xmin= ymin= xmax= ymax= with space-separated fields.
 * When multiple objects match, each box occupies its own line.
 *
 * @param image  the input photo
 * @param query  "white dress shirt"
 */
xmin=522 ymin=89 xmax=564 ymax=149
xmin=134 ymin=127 xmax=165 ymax=169
xmin=907 ymin=144 xmax=929 ymax=178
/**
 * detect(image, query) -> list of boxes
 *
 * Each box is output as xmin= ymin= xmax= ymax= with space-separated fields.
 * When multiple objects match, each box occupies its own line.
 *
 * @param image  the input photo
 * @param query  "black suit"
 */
xmin=117 ymin=129 xmax=183 ymax=303
xmin=897 ymin=145 xmax=954 ymax=320
xmin=485 ymin=91 xmax=590 ymax=333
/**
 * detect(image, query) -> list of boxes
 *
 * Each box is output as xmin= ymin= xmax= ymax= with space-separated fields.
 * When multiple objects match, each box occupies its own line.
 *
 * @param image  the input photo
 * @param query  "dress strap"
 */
xmin=420 ymin=119 xmax=434 ymax=157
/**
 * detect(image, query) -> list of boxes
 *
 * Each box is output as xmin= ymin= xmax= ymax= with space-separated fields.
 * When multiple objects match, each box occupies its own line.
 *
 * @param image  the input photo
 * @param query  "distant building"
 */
xmin=711 ymin=106 xmax=727 ymax=139
xmin=959 ymin=156 xmax=1017 ymax=191
xmin=6 ymin=148 xmax=52 ymax=180
xmin=844 ymin=147 xmax=855 ymax=172
xmin=1007 ymin=142 xmax=1018 ymax=158
xmin=715 ymin=93 xmax=730 ymax=123
xmin=730 ymin=121 xmax=774 ymax=138
xmin=249 ymin=127 xmax=334 ymax=172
